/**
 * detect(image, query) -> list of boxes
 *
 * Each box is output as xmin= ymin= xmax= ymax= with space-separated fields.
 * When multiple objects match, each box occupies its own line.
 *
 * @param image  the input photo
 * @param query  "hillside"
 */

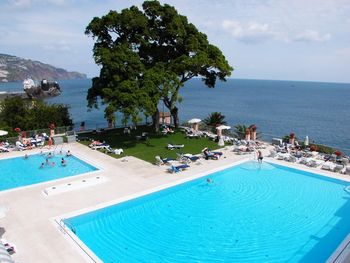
xmin=0 ymin=54 xmax=87 ymax=82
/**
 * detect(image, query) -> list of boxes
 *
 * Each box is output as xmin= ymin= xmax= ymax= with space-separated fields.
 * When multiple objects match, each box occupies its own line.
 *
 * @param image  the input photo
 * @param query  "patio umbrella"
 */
xmin=216 ymin=125 xmax=231 ymax=131
xmin=304 ymin=136 xmax=309 ymax=146
xmin=216 ymin=125 xmax=231 ymax=146
xmin=0 ymin=130 xmax=8 ymax=136
xmin=187 ymin=118 xmax=201 ymax=124
xmin=188 ymin=118 xmax=201 ymax=131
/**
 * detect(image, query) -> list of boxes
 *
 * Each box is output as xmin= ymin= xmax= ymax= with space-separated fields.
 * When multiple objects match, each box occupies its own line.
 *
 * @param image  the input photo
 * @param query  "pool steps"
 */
xmin=43 ymin=176 xmax=107 ymax=196
xmin=327 ymin=234 xmax=350 ymax=263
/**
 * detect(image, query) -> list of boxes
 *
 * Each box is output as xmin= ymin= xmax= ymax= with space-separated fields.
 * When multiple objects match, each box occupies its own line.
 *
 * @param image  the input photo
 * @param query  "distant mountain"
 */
xmin=0 ymin=53 xmax=87 ymax=82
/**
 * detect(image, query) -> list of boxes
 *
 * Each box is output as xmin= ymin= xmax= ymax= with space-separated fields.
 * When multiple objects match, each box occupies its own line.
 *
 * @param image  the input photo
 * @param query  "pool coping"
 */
xmin=0 ymin=150 xmax=103 ymax=195
xmin=327 ymin=234 xmax=350 ymax=263
xmin=55 ymin=157 xmax=350 ymax=262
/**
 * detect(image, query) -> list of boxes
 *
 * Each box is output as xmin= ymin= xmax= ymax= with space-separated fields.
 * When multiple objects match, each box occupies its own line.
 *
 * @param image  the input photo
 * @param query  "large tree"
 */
xmin=86 ymin=0 xmax=233 ymax=129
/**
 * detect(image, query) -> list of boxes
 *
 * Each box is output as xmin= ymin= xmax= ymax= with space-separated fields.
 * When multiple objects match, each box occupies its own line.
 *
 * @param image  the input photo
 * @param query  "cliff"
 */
xmin=0 ymin=54 xmax=87 ymax=82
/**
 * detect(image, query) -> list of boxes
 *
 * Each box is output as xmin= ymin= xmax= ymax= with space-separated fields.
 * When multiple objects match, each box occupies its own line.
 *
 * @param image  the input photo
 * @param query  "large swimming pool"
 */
xmin=0 ymin=153 xmax=97 ymax=191
xmin=64 ymin=161 xmax=350 ymax=262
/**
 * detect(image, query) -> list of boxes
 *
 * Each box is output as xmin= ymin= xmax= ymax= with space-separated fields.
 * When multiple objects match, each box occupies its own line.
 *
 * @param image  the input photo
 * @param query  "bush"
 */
xmin=0 ymin=97 xmax=73 ymax=133
xmin=309 ymin=144 xmax=334 ymax=154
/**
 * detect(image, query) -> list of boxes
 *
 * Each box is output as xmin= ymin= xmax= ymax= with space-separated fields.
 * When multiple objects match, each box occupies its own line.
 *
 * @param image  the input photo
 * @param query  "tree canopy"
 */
xmin=86 ymin=0 xmax=233 ymax=128
xmin=0 ymin=97 xmax=72 ymax=135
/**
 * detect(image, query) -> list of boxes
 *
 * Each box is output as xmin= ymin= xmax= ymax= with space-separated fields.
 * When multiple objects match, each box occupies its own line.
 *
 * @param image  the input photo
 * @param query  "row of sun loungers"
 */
xmin=269 ymin=147 xmax=350 ymax=174
xmin=156 ymin=147 xmax=224 ymax=173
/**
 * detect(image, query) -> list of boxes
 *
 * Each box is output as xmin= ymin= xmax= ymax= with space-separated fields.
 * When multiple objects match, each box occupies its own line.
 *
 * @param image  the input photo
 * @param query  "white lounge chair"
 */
xmin=306 ymin=158 xmax=323 ymax=167
xmin=15 ymin=141 xmax=26 ymax=151
xmin=167 ymin=143 xmax=184 ymax=150
xmin=333 ymin=164 xmax=344 ymax=173
xmin=344 ymin=166 xmax=350 ymax=175
xmin=321 ymin=162 xmax=336 ymax=171
xmin=268 ymin=149 xmax=277 ymax=158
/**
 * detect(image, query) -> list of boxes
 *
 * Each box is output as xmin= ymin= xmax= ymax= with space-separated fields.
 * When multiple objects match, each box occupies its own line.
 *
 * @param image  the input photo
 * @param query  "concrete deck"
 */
xmin=0 ymin=143 xmax=349 ymax=262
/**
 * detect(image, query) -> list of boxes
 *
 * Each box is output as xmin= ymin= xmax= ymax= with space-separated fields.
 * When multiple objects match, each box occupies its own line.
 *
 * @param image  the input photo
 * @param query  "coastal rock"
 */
xmin=0 ymin=53 xmax=86 ymax=82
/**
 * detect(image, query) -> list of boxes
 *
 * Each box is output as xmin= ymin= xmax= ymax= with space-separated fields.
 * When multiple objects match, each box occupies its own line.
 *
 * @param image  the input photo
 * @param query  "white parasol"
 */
xmin=216 ymin=125 xmax=231 ymax=130
xmin=188 ymin=118 xmax=201 ymax=124
xmin=0 ymin=130 xmax=8 ymax=136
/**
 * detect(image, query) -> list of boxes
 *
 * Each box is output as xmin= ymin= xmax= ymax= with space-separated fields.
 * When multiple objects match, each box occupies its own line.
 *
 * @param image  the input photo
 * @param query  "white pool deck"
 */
xmin=0 ymin=143 xmax=349 ymax=262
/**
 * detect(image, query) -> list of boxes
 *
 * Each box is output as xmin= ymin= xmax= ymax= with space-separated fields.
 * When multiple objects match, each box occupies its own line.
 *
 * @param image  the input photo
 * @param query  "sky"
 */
xmin=1 ymin=0 xmax=350 ymax=83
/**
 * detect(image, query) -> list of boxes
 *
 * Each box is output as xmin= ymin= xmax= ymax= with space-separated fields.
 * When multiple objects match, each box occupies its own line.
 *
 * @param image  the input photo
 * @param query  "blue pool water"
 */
xmin=65 ymin=161 xmax=350 ymax=262
xmin=0 ymin=153 xmax=97 ymax=191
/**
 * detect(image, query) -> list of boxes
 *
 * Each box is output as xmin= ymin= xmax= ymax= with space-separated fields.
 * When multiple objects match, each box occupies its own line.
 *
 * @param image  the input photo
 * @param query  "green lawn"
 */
xmin=78 ymin=126 xmax=220 ymax=164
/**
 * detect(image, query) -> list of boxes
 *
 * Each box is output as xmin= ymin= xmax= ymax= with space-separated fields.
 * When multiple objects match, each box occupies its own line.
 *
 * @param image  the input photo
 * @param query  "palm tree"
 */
xmin=203 ymin=112 xmax=227 ymax=132
xmin=234 ymin=124 xmax=248 ymax=139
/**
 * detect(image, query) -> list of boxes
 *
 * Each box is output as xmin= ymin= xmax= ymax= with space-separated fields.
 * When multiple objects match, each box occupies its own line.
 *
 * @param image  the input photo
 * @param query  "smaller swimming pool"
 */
xmin=0 ymin=153 xmax=98 ymax=191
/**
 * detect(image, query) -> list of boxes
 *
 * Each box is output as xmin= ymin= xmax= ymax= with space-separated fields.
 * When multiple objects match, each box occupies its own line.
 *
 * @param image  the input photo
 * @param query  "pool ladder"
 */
xmin=59 ymin=218 xmax=76 ymax=234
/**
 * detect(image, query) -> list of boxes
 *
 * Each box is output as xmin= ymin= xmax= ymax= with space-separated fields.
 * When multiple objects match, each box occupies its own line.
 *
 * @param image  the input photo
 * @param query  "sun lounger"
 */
xmin=333 ymin=164 xmax=344 ymax=173
xmin=106 ymin=147 xmax=123 ymax=155
xmin=0 ymin=146 xmax=9 ymax=152
xmin=90 ymin=144 xmax=110 ymax=150
xmin=15 ymin=141 xmax=27 ymax=151
xmin=276 ymin=153 xmax=289 ymax=160
xmin=268 ymin=149 xmax=277 ymax=157
xmin=344 ymin=166 xmax=350 ymax=175
xmin=155 ymin=156 xmax=175 ymax=166
xmin=285 ymin=155 xmax=297 ymax=162
xmin=203 ymin=148 xmax=221 ymax=160
xmin=1 ymin=239 xmax=16 ymax=254
xmin=167 ymin=143 xmax=184 ymax=150
xmin=321 ymin=162 xmax=336 ymax=171
xmin=167 ymin=164 xmax=190 ymax=173
xmin=89 ymin=141 xmax=110 ymax=150
xmin=306 ymin=158 xmax=323 ymax=167
xmin=176 ymin=153 xmax=200 ymax=164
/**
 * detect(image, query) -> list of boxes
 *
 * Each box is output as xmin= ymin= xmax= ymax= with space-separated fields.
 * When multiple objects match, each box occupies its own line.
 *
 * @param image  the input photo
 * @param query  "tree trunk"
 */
xmin=170 ymin=107 xmax=179 ymax=128
xmin=152 ymin=109 xmax=160 ymax=132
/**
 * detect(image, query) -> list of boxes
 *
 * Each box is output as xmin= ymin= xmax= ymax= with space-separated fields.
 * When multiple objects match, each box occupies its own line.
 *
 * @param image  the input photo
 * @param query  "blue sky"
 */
xmin=1 ymin=0 xmax=350 ymax=83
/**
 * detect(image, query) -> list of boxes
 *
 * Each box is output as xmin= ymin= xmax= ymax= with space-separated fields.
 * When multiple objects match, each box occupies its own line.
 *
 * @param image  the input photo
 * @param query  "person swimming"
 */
xmin=66 ymin=150 xmax=72 ymax=157
xmin=257 ymin=150 xmax=263 ymax=163
xmin=40 ymin=162 xmax=45 ymax=169
xmin=61 ymin=158 xmax=66 ymax=166
xmin=24 ymin=154 xmax=29 ymax=159
xmin=207 ymin=178 xmax=213 ymax=183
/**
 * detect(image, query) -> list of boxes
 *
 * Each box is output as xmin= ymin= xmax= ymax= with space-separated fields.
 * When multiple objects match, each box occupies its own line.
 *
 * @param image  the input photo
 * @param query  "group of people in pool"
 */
xmin=31 ymin=150 xmax=73 ymax=169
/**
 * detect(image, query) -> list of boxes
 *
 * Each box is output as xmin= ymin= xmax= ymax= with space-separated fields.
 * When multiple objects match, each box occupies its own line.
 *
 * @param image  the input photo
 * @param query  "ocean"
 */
xmin=1 ymin=78 xmax=349 ymax=153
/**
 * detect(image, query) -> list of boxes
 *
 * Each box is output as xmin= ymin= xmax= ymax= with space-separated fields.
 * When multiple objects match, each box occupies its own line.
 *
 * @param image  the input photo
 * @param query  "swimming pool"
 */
xmin=0 ymin=153 xmax=98 ymax=191
xmin=64 ymin=161 xmax=350 ymax=262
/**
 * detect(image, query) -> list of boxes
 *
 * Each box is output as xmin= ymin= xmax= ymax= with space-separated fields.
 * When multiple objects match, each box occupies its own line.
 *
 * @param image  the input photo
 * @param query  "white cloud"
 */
xmin=222 ymin=20 xmax=331 ymax=44
xmin=8 ymin=0 xmax=31 ymax=7
xmin=222 ymin=20 xmax=275 ymax=44
xmin=292 ymin=29 xmax=331 ymax=43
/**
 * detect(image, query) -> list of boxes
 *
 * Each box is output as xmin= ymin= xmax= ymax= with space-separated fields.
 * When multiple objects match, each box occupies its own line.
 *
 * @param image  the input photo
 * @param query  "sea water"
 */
xmin=1 ymin=78 xmax=349 ymax=152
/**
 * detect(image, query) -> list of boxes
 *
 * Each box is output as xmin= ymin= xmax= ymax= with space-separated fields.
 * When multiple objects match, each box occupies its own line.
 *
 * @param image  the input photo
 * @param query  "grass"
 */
xmin=78 ymin=125 xmax=220 ymax=164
